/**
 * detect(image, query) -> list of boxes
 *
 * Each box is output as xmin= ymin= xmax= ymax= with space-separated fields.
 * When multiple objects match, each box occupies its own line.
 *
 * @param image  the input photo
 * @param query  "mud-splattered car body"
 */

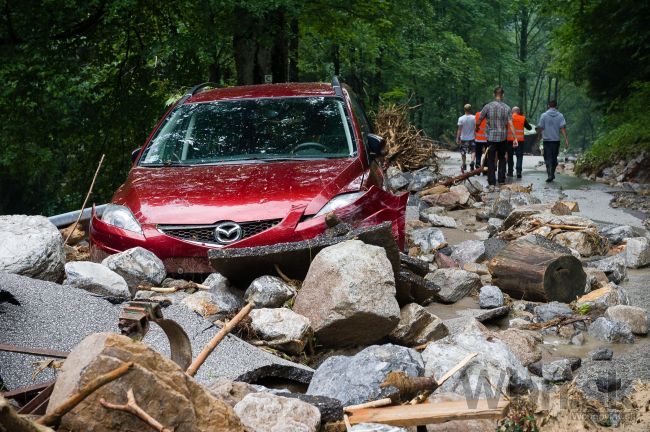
xmin=90 ymin=79 xmax=406 ymax=274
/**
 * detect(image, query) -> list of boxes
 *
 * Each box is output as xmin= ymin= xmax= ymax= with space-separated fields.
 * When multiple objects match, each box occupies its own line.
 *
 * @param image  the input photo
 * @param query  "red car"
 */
xmin=90 ymin=78 xmax=407 ymax=274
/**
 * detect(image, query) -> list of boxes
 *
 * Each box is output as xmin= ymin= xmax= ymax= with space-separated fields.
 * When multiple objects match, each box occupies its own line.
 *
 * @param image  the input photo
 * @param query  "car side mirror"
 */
xmin=367 ymin=134 xmax=386 ymax=157
xmin=131 ymin=148 xmax=141 ymax=163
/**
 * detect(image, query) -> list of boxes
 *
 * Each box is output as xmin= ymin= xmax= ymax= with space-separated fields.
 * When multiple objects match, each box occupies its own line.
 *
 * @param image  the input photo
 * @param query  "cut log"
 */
xmin=488 ymin=237 xmax=586 ymax=302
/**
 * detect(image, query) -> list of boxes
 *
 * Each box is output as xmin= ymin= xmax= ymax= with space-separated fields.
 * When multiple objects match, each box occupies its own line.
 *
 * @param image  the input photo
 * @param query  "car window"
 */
xmin=139 ymin=97 xmax=356 ymax=165
xmin=347 ymin=92 xmax=372 ymax=141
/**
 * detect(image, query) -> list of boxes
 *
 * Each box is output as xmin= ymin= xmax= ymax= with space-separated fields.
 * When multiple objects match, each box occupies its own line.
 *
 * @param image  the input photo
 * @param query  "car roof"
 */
xmin=186 ymin=82 xmax=337 ymax=104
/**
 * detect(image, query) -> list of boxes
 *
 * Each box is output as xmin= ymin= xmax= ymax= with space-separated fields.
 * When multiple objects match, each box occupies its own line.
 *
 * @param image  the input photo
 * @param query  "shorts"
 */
xmin=459 ymin=140 xmax=475 ymax=155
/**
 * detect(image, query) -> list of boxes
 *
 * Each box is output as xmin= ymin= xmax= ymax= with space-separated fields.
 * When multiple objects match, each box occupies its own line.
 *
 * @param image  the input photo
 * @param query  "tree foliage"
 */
xmin=0 ymin=0 xmax=633 ymax=214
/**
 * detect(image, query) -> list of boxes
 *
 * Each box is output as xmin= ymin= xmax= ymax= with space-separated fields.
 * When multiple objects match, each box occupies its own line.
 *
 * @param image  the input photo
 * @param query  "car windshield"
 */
xmin=139 ymin=96 xmax=355 ymax=166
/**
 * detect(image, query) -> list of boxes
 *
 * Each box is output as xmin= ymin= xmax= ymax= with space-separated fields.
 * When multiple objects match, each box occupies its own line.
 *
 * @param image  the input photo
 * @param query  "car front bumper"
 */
xmin=90 ymin=186 xmax=407 ymax=275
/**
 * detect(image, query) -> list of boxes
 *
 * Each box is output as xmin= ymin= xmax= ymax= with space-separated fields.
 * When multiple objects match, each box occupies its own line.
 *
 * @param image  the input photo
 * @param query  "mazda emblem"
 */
xmin=214 ymin=222 xmax=243 ymax=244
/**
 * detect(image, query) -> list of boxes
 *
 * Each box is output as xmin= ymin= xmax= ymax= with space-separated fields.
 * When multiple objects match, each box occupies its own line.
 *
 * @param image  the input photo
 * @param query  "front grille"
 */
xmin=159 ymin=219 xmax=282 ymax=244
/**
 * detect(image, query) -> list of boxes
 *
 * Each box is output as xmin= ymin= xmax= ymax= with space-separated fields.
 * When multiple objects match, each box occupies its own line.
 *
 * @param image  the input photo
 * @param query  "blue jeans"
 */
xmin=544 ymin=140 xmax=560 ymax=177
xmin=486 ymin=141 xmax=507 ymax=185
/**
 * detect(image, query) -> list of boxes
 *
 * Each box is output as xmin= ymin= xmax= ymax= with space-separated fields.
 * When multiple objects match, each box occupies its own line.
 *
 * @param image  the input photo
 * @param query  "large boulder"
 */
xmin=407 ymin=227 xmax=446 ymax=253
xmin=424 ymin=213 xmax=458 ymax=229
xmin=244 ymin=275 xmax=296 ymax=308
xmin=552 ymin=230 xmax=609 ymax=257
xmin=425 ymin=269 xmax=481 ymax=304
xmin=0 ymin=215 xmax=65 ymax=282
xmin=234 ymin=392 xmax=320 ymax=432
xmin=206 ymin=377 xmax=257 ymax=407
xmin=625 ymin=237 xmax=650 ymax=268
xmin=63 ymin=261 xmax=130 ymax=299
xmin=576 ymin=284 xmax=629 ymax=312
xmin=421 ymin=323 xmax=530 ymax=398
xmin=180 ymin=273 xmax=245 ymax=320
xmin=534 ymin=302 xmax=572 ymax=322
xmin=47 ymin=333 xmax=243 ymax=432
xmin=388 ymin=303 xmax=448 ymax=346
xmin=605 ymin=305 xmax=648 ymax=335
xmin=600 ymin=225 xmax=638 ymax=245
xmin=293 ymin=240 xmax=400 ymax=347
xmin=101 ymin=247 xmax=166 ymax=294
xmin=450 ymin=240 xmax=486 ymax=266
xmin=307 ymin=344 xmax=424 ymax=406
xmin=250 ymin=308 xmax=312 ymax=354
xmin=386 ymin=167 xmax=411 ymax=191
xmin=588 ymin=317 xmax=634 ymax=344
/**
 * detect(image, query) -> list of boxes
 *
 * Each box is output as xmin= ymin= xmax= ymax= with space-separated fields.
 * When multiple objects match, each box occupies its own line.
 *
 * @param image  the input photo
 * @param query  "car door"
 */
xmin=347 ymin=91 xmax=385 ymax=189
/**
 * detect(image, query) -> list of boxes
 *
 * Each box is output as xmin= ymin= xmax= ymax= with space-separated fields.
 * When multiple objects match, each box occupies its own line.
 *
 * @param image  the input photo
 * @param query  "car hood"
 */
xmin=114 ymin=158 xmax=362 ymax=225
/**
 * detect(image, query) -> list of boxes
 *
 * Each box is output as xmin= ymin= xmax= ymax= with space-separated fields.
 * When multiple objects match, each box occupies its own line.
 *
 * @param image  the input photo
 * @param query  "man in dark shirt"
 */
xmin=476 ymin=86 xmax=518 ymax=186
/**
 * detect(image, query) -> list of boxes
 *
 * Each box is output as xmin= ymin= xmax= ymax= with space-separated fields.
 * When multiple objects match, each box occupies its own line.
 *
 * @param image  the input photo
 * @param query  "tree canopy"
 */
xmin=0 ymin=0 xmax=644 ymax=214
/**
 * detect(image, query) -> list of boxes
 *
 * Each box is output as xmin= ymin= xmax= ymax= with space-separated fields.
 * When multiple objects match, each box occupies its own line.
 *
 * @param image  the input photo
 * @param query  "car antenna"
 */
xmin=332 ymin=76 xmax=343 ymax=98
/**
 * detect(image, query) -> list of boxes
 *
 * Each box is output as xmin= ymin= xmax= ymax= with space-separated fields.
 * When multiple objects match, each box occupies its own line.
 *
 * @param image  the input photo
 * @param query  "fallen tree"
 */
xmin=488 ymin=237 xmax=586 ymax=302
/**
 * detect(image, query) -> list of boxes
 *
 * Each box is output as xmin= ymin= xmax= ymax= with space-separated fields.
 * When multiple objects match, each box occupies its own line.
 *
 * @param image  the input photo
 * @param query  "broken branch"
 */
xmin=100 ymin=388 xmax=171 ymax=432
xmin=64 ymin=153 xmax=105 ymax=245
xmin=36 ymin=361 xmax=133 ymax=426
xmin=186 ymin=302 xmax=253 ymax=377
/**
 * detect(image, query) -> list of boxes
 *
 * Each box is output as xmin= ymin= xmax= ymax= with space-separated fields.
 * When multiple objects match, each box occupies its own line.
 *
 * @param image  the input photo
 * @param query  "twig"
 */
xmin=344 ymin=398 xmax=393 ymax=413
xmin=36 ymin=361 xmax=133 ymax=426
xmin=64 ymin=153 xmax=105 ymax=245
xmin=436 ymin=352 xmax=478 ymax=386
xmin=343 ymin=414 xmax=352 ymax=431
xmin=186 ymin=303 xmax=253 ymax=376
xmin=100 ymin=388 xmax=171 ymax=432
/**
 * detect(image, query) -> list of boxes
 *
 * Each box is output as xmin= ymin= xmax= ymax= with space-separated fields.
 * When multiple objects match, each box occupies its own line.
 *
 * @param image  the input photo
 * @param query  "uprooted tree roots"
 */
xmin=373 ymin=103 xmax=440 ymax=172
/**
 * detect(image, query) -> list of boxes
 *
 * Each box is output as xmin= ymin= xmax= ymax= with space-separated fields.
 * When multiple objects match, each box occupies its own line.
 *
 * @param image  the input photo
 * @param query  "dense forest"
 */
xmin=0 ymin=0 xmax=648 ymax=215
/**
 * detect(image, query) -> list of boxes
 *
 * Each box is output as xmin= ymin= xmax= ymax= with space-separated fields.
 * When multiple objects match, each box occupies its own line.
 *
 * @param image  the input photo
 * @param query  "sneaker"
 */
xmin=516 ymin=173 xmax=522 ymax=179
xmin=546 ymin=178 xmax=553 ymax=183
xmin=470 ymin=162 xmax=475 ymax=171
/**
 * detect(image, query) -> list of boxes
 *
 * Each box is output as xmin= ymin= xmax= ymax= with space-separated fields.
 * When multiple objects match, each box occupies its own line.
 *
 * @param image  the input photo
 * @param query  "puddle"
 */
xmin=539 ymin=333 xmax=650 ymax=362
xmin=426 ymin=297 xmax=482 ymax=320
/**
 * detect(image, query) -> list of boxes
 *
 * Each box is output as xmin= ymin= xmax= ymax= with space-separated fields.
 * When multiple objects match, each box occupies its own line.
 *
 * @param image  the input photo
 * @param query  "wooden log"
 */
xmin=347 ymin=399 xmax=509 ymax=426
xmin=488 ymin=238 xmax=586 ymax=302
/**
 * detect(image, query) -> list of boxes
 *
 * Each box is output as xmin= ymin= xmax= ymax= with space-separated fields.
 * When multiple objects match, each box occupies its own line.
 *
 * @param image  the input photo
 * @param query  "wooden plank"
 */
xmin=348 ymin=399 xmax=509 ymax=426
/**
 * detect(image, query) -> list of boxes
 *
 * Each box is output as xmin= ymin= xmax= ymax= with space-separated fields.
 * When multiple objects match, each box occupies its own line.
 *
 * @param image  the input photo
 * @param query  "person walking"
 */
xmin=456 ymin=103 xmax=476 ymax=173
xmin=506 ymin=106 xmax=532 ymax=178
xmin=474 ymin=107 xmax=488 ymax=170
xmin=476 ymin=86 xmax=518 ymax=187
xmin=537 ymin=100 xmax=569 ymax=182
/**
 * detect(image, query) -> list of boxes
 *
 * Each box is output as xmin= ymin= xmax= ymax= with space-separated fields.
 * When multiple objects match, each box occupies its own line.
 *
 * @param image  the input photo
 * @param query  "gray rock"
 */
xmin=590 ymin=347 xmax=613 ymax=361
xmin=600 ymin=225 xmax=638 ymax=245
xmin=424 ymin=213 xmax=458 ymax=228
xmin=0 ymin=215 xmax=65 ymax=282
xmin=487 ymin=218 xmax=503 ymax=235
xmin=518 ymin=233 xmax=573 ymax=255
xmin=101 ymin=247 xmax=166 ymax=294
xmin=408 ymin=171 xmax=436 ymax=192
xmin=479 ymin=285 xmax=504 ymax=309
xmin=425 ymin=268 xmax=481 ymax=304
xmin=63 ymin=261 xmax=130 ymax=299
xmin=421 ymin=324 xmax=530 ymax=398
xmin=605 ymin=305 xmax=648 ymax=335
xmin=250 ymin=308 xmax=312 ymax=354
xmin=203 ymin=272 xmax=230 ymax=291
xmin=576 ymin=283 xmax=630 ymax=311
xmin=534 ymin=302 xmax=572 ymax=322
xmin=408 ymin=227 xmax=446 ymax=253
xmin=542 ymin=359 xmax=573 ymax=382
xmin=455 ymin=306 xmax=510 ymax=322
xmin=386 ymin=167 xmax=411 ymax=191
xmin=245 ymin=275 xmax=296 ymax=308
xmin=492 ymin=328 xmax=542 ymax=367
xmin=0 ymin=272 xmax=314 ymax=390
xmin=571 ymin=331 xmax=586 ymax=346
xmin=293 ymin=240 xmax=400 ymax=347
xmin=488 ymin=198 xmax=513 ymax=219
xmin=234 ymin=392 xmax=320 ymax=432
xmin=389 ymin=303 xmax=448 ymax=346
xmin=588 ymin=317 xmax=634 ymax=344
xmin=281 ymin=393 xmax=343 ymax=424
xmin=625 ymin=237 xmax=650 ymax=268
xmin=450 ymin=240 xmax=486 ymax=266
xmin=206 ymin=377 xmax=257 ymax=407
xmin=584 ymin=253 xmax=627 ymax=284
xmin=482 ymin=237 xmax=508 ymax=261
xmin=307 ymin=344 xmax=424 ymax=406
xmin=574 ymin=359 xmax=633 ymax=416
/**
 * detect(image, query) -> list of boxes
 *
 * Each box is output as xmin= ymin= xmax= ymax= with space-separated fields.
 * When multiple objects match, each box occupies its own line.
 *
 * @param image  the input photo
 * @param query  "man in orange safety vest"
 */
xmin=474 ymin=107 xmax=488 ymax=172
xmin=506 ymin=106 xmax=532 ymax=178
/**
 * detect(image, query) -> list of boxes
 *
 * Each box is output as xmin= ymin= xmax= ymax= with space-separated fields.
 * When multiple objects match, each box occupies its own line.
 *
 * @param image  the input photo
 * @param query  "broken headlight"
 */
xmin=315 ymin=191 xmax=365 ymax=217
xmin=102 ymin=204 xmax=143 ymax=233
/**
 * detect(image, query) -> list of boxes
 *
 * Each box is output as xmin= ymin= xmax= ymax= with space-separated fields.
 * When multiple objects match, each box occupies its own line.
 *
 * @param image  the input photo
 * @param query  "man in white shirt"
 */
xmin=456 ymin=103 xmax=476 ymax=173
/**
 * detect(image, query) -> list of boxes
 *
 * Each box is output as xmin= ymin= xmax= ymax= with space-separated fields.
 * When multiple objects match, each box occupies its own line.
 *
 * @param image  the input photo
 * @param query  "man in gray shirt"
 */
xmin=476 ymin=86 xmax=518 ymax=186
xmin=537 ymin=100 xmax=569 ymax=182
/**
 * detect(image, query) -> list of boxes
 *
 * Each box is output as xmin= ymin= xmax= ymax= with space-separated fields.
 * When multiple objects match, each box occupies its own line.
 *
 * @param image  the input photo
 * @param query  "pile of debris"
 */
xmin=374 ymin=103 xmax=440 ymax=172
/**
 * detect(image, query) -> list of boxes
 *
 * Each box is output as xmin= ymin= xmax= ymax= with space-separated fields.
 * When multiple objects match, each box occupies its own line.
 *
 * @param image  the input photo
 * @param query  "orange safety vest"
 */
xmin=475 ymin=112 xmax=487 ymax=142
xmin=507 ymin=113 xmax=526 ymax=142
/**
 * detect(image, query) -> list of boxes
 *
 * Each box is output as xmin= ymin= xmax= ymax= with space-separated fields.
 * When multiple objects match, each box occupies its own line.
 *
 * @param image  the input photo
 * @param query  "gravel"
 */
xmin=0 ymin=272 xmax=313 ymax=390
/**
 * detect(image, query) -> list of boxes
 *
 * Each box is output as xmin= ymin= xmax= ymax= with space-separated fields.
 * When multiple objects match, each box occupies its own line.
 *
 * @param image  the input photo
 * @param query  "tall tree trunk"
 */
xmin=288 ymin=18 xmax=299 ymax=81
xmin=517 ymin=6 xmax=529 ymax=111
xmin=332 ymin=44 xmax=340 ymax=76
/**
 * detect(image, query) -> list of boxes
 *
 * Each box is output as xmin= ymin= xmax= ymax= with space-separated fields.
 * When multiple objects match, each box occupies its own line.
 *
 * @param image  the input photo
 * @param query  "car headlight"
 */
xmin=101 ymin=204 xmax=143 ymax=233
xmin=315 ymin=192 xmax=365 ymax=217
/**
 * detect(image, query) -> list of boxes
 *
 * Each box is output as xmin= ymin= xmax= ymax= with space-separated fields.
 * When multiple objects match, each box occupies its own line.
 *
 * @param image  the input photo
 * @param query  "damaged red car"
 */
xmin=90 ymin=78 xmax=407 ymax=274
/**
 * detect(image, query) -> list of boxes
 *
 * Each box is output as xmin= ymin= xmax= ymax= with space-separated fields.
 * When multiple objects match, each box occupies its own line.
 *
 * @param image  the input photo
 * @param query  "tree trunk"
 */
xmin=488 ymin=238 xmax=586 ymax=302
xmin=517 ymin=6 xmax=529 ymax=110
xmin=288 ymin=18 xmax=299 ymax=81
